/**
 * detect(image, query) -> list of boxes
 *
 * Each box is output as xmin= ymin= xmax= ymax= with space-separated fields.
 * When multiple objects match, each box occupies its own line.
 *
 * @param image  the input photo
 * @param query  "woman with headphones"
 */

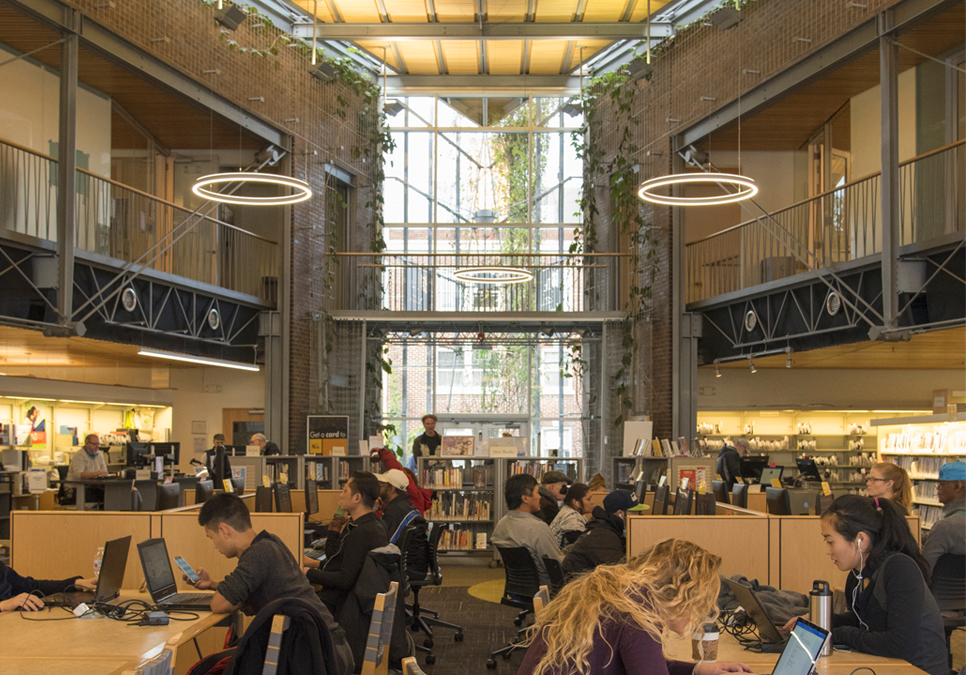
xmin=785 ymin=495 xmax=946 ymax=675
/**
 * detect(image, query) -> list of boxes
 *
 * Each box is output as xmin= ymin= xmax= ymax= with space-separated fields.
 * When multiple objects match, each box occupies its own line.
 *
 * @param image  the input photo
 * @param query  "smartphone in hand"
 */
xmin=173 ymin=555 xmax=200 ymax=582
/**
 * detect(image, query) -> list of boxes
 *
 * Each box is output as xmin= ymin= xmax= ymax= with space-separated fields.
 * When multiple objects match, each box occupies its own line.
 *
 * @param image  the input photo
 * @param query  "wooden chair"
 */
xmin=533 ymin=585 xmax=551 ymax=617
xmin=731 ymin=483 xmax=748 ymax=509
xmin=361 ymin=581 xmax=399 ymax=675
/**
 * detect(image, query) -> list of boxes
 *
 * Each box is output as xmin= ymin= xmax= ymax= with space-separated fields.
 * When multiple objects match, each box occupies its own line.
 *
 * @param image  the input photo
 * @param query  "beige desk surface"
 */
xmin=4 ymin=657 xmax=137 ymax=675
xmin=664 ymin=632 xmax=928 ymax=674
xmin=0 ymin=591 xmax=226 ymax=661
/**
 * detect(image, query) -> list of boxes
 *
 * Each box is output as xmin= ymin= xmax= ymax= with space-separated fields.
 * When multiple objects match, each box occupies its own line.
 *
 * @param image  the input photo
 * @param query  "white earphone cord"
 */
xmin=851 ymin=542 xmax=869 ymax=630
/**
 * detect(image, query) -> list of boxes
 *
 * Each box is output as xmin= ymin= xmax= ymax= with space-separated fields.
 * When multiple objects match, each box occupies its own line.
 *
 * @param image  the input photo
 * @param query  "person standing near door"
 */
xmin=409 ymin=414 xmax=441 ymax=470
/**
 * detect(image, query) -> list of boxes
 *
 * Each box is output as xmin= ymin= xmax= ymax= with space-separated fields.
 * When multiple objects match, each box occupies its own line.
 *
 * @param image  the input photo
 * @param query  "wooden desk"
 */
xmin=5 ymin=656 xmax=136 ymax=675
xmin=664 ymin=631 xmax=928 ymax=674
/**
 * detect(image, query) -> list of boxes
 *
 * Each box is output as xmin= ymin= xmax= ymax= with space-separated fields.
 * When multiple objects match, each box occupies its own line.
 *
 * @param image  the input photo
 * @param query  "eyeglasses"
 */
xmin=865 ymin=476 xmax=888 ymax=483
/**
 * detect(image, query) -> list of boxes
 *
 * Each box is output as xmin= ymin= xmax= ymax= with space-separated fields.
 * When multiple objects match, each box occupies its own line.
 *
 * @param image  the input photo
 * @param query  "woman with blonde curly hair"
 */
xmin=864 ymin=462 xmax=913 ymax=514
xmin=517 ymin=538 xmax=753 ymax=675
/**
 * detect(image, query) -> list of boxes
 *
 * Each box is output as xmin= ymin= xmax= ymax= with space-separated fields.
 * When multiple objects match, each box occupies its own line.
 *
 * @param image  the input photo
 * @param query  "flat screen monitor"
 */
xmin=151 ymin=442 xmax=180 ymax=465
xmin=740 ymin=456 xmax=768 ymax=482
xmin=305 ymin=479 xmax=319 ymax=516
xmin=126 ymin=442 xmax=152 ymax=468
xmin=760 ymin=466 xmax=783 ymax=484
xmin=274 ymin=483 xmax=293 ymax=513
xmin=796 ymin=459 xmax=823 ymax=481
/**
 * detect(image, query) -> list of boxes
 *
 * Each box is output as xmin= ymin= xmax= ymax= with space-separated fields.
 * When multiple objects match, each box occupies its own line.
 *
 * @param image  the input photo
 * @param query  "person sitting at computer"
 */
xmin=67 ymin=434 xmax=109 ymax=480
xmin=203 ymin=434 xmax=233 ymax=485
xmin=783 ymin=495 xmax=946 ymax=675
xmin=250 ymin=433 xmax=280 ymax=456
xmin=519 ymin=538 xmax=754 ymax=675
xmin=864 ymin=462 xmax=913 ymax=514
xmin=491 ymin=473 xmax=564 ymax=587
xmin=186 ymin=493 xmax=353 ymax=673
xmin=0 ymin=560 xmax=96 ymax=612
xmin=549 ymin=483 xmax=591 ymax=548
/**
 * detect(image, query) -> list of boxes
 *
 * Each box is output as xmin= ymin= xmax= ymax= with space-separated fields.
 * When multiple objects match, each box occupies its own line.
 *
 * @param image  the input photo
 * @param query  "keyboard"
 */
xmin=304 ymin=548 xmax=326 ymax=561
xmin=164 ymin=592 xmax=210 ymax=604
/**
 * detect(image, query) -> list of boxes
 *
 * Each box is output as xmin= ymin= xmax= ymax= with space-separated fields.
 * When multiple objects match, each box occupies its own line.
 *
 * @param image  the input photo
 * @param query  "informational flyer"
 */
xmin=306 ymin=415 xmax=350 ymax=455
xmin=441 ymin=435 xmax=474 ymax=456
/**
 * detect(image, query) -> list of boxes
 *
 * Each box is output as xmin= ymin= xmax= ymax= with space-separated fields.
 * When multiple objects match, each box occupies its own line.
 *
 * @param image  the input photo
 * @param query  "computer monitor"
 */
xmin=760 ymin=466 xmax=783 ymax=484
xmin=740 ymin=456 xmax=768 ymax=483
xmin=274 ymin=483 xmax=293 ymax=513
xmin=304 ymin=479 xmax=319 ymax=516
xmin=770 ymin=451 xmax=795 ymax=467
xmin=126 ymin=442 xmax=152 ymax=468
xmin=796 ymin=459 xmax=823 ymax=481
xmin=786 ymin=488 xmax=819 ymax=516
xmin=151 ymin=442 xmax=180 ymax=465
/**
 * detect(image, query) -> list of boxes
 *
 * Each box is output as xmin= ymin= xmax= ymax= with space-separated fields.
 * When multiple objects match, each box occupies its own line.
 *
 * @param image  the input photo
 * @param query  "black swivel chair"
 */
xmin=254 ymin=485 xmax=274 ymax=513
xmin=652 ymin=485 xmax=670 ymax=515
xmin=195 ymin=480 xmax=214 ymax=504
xmin=765 ymin=487 xmax=790 ymax=515
xmin=397 ymin=526 xmax=436 ymax=665
xmin=694 ymin=492 xmax=716 ymax=515
xmin=408 ymin=525 xmax=464 ymax=645
xmin=711 ymin=480 xmax=730 ymax=504
xmin=672 ymin=488 xmax=693 ymax=515
xmin=487 ymin=546 xmax=541 ymax=669
xmin=731 ymin=483 xmax=748 ymax=509
xmin=542 ymin=556 xmax=566 ymax=597
xmin=156 ymin=483 xmax=182 ymax=510
xmin=56 ymin=466 xmax=75 ymax=506
xmin=930 ymin=553 xmax=966 ymax=675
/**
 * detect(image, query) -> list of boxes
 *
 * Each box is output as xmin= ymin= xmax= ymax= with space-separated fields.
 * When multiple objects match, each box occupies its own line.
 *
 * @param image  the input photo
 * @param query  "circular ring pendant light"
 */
xmin=453 ymin=267 xmax=533 ymax=285
xmin=637 ymin=172 xmax=758 ymax=206
xmin=192 ymin=172 xmax=312 ymax=206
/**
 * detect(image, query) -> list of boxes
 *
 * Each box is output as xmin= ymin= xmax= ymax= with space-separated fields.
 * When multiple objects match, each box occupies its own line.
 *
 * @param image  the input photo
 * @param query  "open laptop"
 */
xmin=46 ymin=535 xmax=131 ymax=607
xmin=721 ymin=576 xmax=788 ymax=648
xmin=137 ymin=538 xmax=213 ymax=610
xmin=762 ymin=617 xmax=829 ymax=675
xmin=760 ymin=466 xmax=783 ymax=485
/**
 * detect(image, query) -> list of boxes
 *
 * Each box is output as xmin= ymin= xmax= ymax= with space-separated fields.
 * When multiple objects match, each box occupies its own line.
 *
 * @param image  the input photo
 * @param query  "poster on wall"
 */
xmin=440 ymin=435 xmax=474 ymax=457
xmin=19 ymin=402 xmax=47 ymax=449
xmin=306 ymin=416 xmax=350 ymax=456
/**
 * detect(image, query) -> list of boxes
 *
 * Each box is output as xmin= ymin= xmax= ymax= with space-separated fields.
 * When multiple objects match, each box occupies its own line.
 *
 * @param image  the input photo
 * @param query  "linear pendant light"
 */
xmin=138 ymin=348 xmax=260 ymax=371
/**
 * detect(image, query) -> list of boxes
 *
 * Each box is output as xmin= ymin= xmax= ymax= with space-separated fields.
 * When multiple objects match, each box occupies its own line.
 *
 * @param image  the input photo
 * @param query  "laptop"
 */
xmin=721 ymin=576 xmax=788 ymax=647
xmin=137 ymin=538 xmax=213 ymax=610
xmin=760 ymin=467 xmax=783 ymax=485
xmin=763 ymin=617 xmax=830 ymax=675
xmin=46 ymin=535 xmax=131 ymax=607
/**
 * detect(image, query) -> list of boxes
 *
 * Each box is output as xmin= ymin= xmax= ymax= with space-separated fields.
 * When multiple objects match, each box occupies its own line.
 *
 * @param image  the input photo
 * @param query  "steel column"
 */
xmin=879 ymin=16 xmax=900 ymax=329
xmin=56 ymin=26 xmax=78 ymax=325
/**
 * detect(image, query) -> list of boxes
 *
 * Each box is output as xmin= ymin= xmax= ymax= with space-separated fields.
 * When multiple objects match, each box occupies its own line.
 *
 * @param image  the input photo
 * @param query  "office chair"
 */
xmin=731 ymin=483 xmax=748 ymax=509
xmin=672 ymin=488 xmax=693 ymax=515
xmin=195 ymin=480 xmax=214 ymax=505
xmin=156 ymin=482 xmax=182 ymax=510
xmin=408 ymin=524 xmax=463 ymax=646
xmin=396 ymin=526 xmax=435 ymax=665
xmin=401 ymin=657 xmax=428 ymax=675
xmin=542 ymin=556 xmax=565 ymax=597
xmin=711 ymin=480 xmax=730 ymax=504
xmin=254 ymin=485 xmax=273 ymax=513
xmin=361 ymin=582 xmax=399 ymax=675
xmin=930 ymin=553 xmax=966 ymax=675
xmin=56 ymin=465 xmax=75 ymax=507
xmin=487 ymin=546 xmax=541 ymax=669
xmin=765 ymin=487 xmax=790 ymax=515
xmin=652 ymin=485 xmax=670 ymax=515
xmin=694 ymin=492 xmax=716 ymax=515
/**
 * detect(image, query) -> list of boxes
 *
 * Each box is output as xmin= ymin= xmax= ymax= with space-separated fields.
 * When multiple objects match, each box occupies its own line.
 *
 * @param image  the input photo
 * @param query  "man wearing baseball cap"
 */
xmin=922 ymin=460 xmax=966 ymax=572
xmin=375 ymin=469 xmax=425 ymax=545
xmin=536 ymin=470 xmax=573 ymax=526
xmin=562 ymin=489 xmax=648 ymax=580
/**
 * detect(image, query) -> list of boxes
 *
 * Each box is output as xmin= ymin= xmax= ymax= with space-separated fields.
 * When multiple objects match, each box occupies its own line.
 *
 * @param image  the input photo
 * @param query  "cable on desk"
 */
xmin=848 ymin=668 xmax=877 ymax=675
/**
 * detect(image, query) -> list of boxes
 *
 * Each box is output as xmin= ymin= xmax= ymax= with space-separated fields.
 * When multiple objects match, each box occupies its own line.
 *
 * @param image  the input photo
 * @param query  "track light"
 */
xmin=384 ymin=100 xmax=404 ymax=117
xmin=540 ymin=325 xmax=554 ymax=338
xmin=715 ymin=364 xmax=722 ymax=378
xmin=786 ymin=354 xmax=792 ymax=369
xmin=749 ymin=359 xmax=757 ymax=374
xmin=214 ymin=5 xmax=247 ymax=31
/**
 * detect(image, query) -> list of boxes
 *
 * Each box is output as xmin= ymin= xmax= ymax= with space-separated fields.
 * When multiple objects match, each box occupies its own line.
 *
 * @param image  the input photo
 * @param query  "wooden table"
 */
xmin=0 ymin=591 xmax=231 ymax=675
xmin=664 ymin=631 xmax=929 ymax=675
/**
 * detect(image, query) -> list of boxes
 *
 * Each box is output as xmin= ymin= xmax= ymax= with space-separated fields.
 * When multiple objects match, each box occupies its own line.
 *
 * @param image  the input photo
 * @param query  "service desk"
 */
xmin=664 ymin=631 xmax=928 ymax=675
xmin=51 ymin=478 xmax=160 ymax=511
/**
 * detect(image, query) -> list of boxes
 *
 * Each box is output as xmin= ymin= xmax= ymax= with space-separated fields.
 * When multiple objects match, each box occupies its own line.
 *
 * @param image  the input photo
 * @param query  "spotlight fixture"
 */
xmin=384 ymin=100 xmax=404 ymax=117
xmin=709 ymin=6 xmax=742 ymax=30
xmin=214 ymin=5 xmax=247 ymax=31
xmin=715 ymin=364 xmax=722 ymax=378
xmin=749 ymin=359 xmax=757 ymax=374
xmin=786 ymin=354 xmax=792 ymax=369
xmin=138 ymin=348 xmax=259 ymax=371
xmin=540 ymin=325 xmax=554 ymax=338
xmin=309 ymin=62 xmax=337 ymax=82
xmin=561 ymin=102 xmax=582 ymax=117
xmin=192 ymin=172 xmax=312 ymax=205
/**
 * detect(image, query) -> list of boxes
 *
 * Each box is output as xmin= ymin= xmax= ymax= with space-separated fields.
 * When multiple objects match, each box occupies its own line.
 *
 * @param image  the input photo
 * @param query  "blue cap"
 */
xmin=938 ymin=461 xmax=966 ymax=482
xmin=603 ymin=490 xmax=649 ymax=514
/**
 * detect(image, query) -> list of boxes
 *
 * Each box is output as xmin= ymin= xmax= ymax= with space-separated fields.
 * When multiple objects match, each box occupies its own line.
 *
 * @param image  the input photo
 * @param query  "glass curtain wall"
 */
xmin=381 ymin=95 xmax=585 ymax=460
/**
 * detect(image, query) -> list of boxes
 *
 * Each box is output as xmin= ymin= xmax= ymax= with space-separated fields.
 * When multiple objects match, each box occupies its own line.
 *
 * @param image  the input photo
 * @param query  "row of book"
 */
xmin=427 ymin=493 xmax=492 ymax=521
xmin=507 ymin=461 xmax=577 ymax=480
xmin=422 ymin=466 xmax=490 ymax=489
xmin=883 ymin=429 xmax=966 ymax=453
xmin=309 ymin=464 xmax=331 ymax=482
xmin=436 ymin=527 xmax=488 ymax=551
xmin=913 ymin=481 xmax=940 ymax=502
xmin=889 ymin=455 xmax=946 ymax=479
xmin=915 ymin=504 xmax=944 ymax=529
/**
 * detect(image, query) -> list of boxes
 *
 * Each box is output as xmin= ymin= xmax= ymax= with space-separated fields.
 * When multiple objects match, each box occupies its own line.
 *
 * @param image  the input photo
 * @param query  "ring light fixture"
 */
xmin=453 ymin=266 xmax=533 ymax=285
xmin=637 ymin=172 xmax=758 ymax=206
xmin=192 ymin=172 xmax=312 ymax=206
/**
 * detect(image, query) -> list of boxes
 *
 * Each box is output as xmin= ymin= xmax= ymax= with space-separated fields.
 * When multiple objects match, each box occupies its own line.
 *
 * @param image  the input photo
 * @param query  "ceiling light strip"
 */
xmin=138 ymin=348 xmax=260 ymax=371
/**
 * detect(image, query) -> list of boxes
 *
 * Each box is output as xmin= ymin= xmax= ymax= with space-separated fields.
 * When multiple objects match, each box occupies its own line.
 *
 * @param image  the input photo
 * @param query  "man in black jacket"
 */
xmin=304 ymin=472 xmax=389 ymax=617
xmin=562 ymin=490 xmax=647 ymax=579
xmin=376 ymin=468 xmax=430 ymax=579
xmin=716 ymin=437 xmax=750 ymax=487
xmin=536 ymin=470 xmax=572 ymax=525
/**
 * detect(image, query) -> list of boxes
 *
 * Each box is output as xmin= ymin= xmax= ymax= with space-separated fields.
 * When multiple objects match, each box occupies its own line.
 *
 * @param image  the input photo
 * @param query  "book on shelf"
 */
xmin=428 ymin=492 xmax=492 ymax=521
xmin=473 ymin=465 xmax=488 ymax=489
xmin=435 ymin=526 xmax=486 ymax=551
xmin=661 ymin=439 xmax=673 ymax=457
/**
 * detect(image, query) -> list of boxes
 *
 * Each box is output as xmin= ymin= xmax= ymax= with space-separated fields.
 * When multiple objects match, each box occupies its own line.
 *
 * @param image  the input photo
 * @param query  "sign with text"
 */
xmin=307 ymin=415 xmax=350 ymax=456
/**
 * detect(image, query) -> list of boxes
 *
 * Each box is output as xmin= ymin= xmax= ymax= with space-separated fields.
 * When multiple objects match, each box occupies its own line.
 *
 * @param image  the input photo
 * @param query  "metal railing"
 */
xmin=347 ymin=252 xmax=623 ymax=312
xmin=0 ymin=138 xmax=279 ymax=302
xmin=686 ymin=140 xmax=965 ymax=304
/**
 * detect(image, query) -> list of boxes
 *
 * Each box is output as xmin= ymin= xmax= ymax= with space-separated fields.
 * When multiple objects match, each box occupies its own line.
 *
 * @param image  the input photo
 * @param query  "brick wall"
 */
xmin=64 ymin=0 xmax=380 ymax=454
xmin=591 ymin=0 xmax=904 ymax=438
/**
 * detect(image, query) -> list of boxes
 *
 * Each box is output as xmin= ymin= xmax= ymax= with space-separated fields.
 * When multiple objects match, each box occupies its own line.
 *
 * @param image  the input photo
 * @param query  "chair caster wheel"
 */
xmin=454 ymin=632 xmax=464 ymax=642
xmin=513 ymin=617 xmax=522 ymax=626
xmin=423 ymin=639 xmax=434 ymax=648
xmin=486 ymin=659 xmax=497 ymax=669
xmin=425 ymin=654 xmax=436 ymax=665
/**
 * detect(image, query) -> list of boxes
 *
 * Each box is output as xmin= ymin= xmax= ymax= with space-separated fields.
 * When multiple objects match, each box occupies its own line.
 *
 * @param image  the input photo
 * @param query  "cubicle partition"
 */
xmin=11 ymin=511 xmax=156 ymax=589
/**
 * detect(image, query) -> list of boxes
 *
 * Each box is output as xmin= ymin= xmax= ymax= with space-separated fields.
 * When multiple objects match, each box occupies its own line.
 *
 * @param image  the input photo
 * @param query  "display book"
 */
xmin=417 ymin=456 xmax=495 ymax=553
xmin=874 ymin=412 xmax=966 ymax=530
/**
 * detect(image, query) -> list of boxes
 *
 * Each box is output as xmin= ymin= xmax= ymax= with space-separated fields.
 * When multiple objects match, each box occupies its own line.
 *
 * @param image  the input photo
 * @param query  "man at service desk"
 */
xmin=67 ymin=433 xmax=109 ymax=480
xmin=0 ymin=560 xmax=95 ymax=611
xmin=204 ymin=434 xmax=233 ymax=485
xmin=715 ymin=437 xmax=749 ymax=487
xmin=250 ymin=433 xmax=281 ymax=456
xmin=186 ymin=493 xmax=354 ymax=675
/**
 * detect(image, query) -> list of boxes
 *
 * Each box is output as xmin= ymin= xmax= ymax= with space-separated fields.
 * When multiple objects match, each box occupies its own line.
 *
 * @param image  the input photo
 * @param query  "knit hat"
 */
xmin=603 ymin=489 xmax=650 ymax=514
